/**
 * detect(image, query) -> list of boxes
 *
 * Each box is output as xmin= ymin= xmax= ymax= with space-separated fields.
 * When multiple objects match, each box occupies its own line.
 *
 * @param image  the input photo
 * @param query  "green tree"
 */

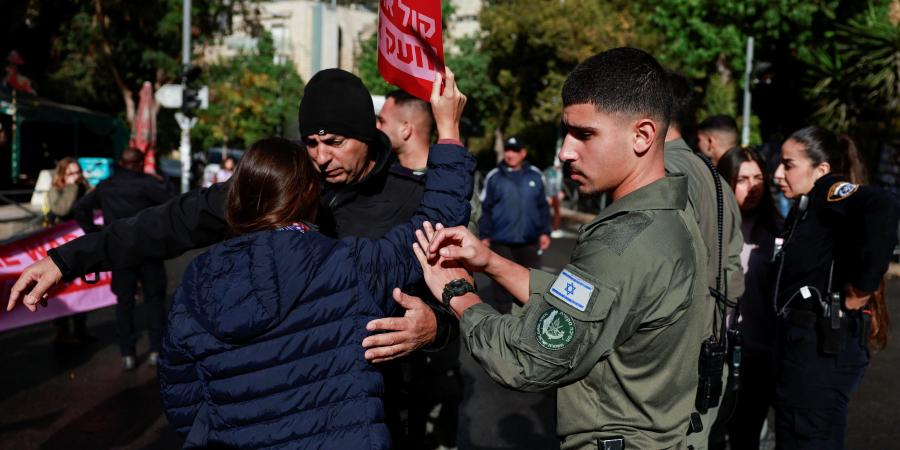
xmin=640 ymin=0 xmax=875 ymax=141
xmin=641 ymin=0 xmax=852 ymax=78
xmin=476 ymin=0 xmax=641 ymax=165
xmin=356 ymin=32 xmax=395 ymax=95
xmin=20 ymin=0 xmax=253 ymax=123
xmin=445 ymin=36 xmax=501 ymax=155
xmin=801 ymin=2 xmax=900 ymax=133
xmin=192 ymin=34 xmax=305 ymax=150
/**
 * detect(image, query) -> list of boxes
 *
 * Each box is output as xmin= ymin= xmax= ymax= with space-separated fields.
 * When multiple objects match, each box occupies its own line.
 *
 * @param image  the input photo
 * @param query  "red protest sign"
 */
xmin=377 ymin=0 xmax=444 ymax=101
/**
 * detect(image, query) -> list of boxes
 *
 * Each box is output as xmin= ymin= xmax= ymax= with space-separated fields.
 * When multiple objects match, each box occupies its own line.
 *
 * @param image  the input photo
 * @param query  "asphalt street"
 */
xmin=1 ymin=234 xmax=898 ymax=449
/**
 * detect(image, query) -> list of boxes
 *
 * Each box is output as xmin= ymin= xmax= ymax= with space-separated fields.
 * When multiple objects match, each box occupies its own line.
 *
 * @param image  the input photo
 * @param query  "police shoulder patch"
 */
xmin=827 ymin=182 xmax=858 ymax=202
xmin=536 ymin=308 xmax=576 ymax=350
xmin=549 ymin=269 xmax=594 ymax=312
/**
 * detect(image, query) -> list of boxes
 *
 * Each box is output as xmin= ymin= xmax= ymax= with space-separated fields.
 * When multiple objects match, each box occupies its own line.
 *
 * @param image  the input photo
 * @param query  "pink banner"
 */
xmin=0 ymin=219 xmax=114 ymax=333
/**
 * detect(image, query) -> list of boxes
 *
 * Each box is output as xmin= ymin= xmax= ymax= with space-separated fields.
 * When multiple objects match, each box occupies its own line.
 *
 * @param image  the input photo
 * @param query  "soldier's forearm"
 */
xmin=484 ymin=252 xmax=531 ymax=303
xmin=448 ymin=292 xmax=483 ymax=318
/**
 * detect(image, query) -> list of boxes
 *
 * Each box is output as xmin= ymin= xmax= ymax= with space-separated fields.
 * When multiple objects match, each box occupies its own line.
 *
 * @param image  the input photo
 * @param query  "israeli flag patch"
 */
xmin=549 ymin=269 xmax=594 ymax=312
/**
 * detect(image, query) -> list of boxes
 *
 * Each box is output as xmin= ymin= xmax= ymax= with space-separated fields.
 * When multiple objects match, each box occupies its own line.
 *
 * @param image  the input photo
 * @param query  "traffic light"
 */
xmin=182 ymin=87 xmax=202 ymax=114
xmin=181 ymin=64 xmax=203 ymax=116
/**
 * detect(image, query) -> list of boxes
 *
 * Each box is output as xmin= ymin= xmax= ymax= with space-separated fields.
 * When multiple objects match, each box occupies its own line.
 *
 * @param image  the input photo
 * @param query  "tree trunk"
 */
xmin=493 ymin=126 xmax=504 ymax=164
xmin=93 ymin=0 xmax=135 ymax=124
xmin=716 ymin=52 xmax=733 ymax=85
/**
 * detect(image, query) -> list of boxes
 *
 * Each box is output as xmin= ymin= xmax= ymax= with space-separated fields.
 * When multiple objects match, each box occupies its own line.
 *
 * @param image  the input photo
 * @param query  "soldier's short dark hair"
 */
xmin=667 ymin=71 xmax=698 ymax=132
xmin=562 ymin=47 xmax=672 ymax=132
xmin=697 ymin=115 xmax=738 ymax=136
xmin=386 ymin=89 xmax=434 ymax=133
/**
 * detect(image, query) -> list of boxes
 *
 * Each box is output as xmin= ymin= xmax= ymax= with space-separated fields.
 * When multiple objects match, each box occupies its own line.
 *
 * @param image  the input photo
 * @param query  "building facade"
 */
xmin=204 ymin=0 xmax=377 ymax=83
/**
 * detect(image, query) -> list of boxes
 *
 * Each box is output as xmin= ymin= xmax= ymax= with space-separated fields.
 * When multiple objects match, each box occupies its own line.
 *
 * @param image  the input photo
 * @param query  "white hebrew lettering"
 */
xmin=399 ymin=0 xmax=411 ymax=26
xmin=418 ymin=14 xmax=435 ymax=39
xmin=378 ymin=8 xmax=440 ymax=81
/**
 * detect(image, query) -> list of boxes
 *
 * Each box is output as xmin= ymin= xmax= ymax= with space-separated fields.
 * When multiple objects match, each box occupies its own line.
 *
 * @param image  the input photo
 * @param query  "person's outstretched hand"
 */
xmin=362 ymin=288 xmax=437 ymax=363
xmin=7 ymin=258 xmax=61 ymax=312
xmin=424 ymin=222 xmax=493 ymax=273
xmin=412 ymin=222 xmax=473 ymax=302
xmin=430 ymin=67 xmax=466 ymax=142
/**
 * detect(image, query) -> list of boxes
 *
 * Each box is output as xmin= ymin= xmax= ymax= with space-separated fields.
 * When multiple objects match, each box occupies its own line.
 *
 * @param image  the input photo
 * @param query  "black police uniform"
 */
xmin=773 ymin=174 xmax=899 ymax=449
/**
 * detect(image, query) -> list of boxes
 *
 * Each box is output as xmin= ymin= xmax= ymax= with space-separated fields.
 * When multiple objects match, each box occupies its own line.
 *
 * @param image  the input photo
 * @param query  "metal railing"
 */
xmin=0 ymin=190 xmax=40 ymax=220
xmin=0 ymin=189 xmax=43 ymax=245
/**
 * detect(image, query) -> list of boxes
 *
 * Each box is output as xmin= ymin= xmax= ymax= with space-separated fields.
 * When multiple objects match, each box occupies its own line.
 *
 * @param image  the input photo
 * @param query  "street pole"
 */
xmin=180 ymin=0 xmax=192 ymax=193
xmin=741 ymin=36 xmax=754 ymax=148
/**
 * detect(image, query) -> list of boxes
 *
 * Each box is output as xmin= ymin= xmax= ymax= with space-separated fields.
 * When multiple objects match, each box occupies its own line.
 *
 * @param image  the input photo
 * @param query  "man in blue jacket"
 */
xmin=479 ymin=136 xmax=551 ymax=312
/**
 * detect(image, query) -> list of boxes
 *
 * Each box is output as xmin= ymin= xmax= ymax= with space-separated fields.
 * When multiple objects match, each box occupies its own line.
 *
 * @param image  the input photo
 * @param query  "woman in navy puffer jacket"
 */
xmin=158 ymin=135 xmax=474 ymax=449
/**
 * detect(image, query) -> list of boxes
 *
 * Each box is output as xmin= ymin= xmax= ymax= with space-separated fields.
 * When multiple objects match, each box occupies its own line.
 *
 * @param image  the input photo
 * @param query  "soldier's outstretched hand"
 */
xmin=412 ymin=221 xmax=473 ymax=302
xmin=422 ymin=222 xmax=492 ymax=273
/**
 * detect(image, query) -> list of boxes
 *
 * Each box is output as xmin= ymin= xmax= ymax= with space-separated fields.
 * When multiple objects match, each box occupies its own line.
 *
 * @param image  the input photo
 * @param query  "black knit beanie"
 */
xmin=298 ymin=69 xmax=378 ymax=143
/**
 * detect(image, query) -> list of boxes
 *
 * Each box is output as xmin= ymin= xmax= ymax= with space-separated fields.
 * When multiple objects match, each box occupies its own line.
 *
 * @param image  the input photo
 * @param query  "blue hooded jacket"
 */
xmin=159 ymin=145 xmax=474 ymax=449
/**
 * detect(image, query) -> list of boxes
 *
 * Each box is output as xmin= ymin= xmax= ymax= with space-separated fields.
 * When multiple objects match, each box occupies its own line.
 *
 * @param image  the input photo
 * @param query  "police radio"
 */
xmin=817 ymin=262 xmax=845 ymax=355
xmin=695 ymin=337 xmax=726 ymax=414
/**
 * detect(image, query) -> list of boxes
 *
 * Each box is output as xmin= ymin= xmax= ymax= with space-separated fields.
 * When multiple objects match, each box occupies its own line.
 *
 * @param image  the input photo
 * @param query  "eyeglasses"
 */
xmin=66 ymin=170 xmax=82 ymax=176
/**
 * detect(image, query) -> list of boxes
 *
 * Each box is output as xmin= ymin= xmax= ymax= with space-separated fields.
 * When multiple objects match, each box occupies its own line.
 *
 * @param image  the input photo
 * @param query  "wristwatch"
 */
xmin=442 ymin=278 xmax=476 ymax=304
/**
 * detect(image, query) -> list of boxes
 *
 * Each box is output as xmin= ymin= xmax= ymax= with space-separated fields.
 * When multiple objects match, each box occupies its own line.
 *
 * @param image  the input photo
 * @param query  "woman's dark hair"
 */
xmin=717 ymin=146 xmax=779 ymax=235
xmin=787 ymin=126 xmax=868 ymax=184
xmin=225 ymin=137 xmax=319 ymax=235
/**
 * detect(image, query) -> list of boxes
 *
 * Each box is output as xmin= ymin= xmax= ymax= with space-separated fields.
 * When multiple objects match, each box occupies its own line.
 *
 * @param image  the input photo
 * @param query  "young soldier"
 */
xmin=410 ymin=48 xmax=714 ymax=449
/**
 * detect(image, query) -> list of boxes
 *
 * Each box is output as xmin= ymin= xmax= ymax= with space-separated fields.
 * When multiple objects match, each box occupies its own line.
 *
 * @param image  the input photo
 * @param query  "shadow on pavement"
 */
xmin=0 ymin=318 xmax=112 ymax=404
xmin=39 ymin=377 xmax=177 ymax=449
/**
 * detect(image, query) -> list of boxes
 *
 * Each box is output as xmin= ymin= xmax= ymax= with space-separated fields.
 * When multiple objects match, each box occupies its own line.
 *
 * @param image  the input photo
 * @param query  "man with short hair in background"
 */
xmin=374 ymin=88 xmax=475 ymax=450
xmin=479 ymin=136 xmax=551 ymax=313
xmin=697 ymin=115 xmax=739 ymax=164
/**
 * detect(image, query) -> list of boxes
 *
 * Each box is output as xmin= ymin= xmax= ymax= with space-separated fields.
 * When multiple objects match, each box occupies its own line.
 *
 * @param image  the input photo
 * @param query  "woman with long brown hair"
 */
xmin=46 ymin=157 xmax=91 ymax=224
xmin=771 ymin=126 xmax=898 ymax=449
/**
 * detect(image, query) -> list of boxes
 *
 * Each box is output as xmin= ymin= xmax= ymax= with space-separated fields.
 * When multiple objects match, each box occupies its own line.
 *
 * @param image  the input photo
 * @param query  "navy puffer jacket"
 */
xmin=159 ymin=145 xmax=474 ymax=449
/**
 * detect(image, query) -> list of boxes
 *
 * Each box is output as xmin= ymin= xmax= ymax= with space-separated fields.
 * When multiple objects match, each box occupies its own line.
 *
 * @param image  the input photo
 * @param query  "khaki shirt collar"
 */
xmin=583 ymin=174 xmax=689 ymax=231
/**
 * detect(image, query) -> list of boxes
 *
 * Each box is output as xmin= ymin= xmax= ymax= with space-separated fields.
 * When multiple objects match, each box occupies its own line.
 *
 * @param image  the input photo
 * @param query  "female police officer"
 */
xmin=772 ymin=126 xmax=898 ymax=449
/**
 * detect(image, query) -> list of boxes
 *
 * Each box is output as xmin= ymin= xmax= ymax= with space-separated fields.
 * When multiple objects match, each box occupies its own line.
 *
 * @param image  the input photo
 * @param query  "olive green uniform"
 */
xmin=664 ymin=138 xmax=744 ymax=302
xmin=459 ymin=174 xmax=711 ymax=449
xmin=664 ymin=138 xmax=744 ymax=448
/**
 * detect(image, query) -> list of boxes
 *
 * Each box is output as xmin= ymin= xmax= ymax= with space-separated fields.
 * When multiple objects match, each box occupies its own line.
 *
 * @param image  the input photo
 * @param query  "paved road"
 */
xmin=1 ymin=235 xmax=898 ymax=449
